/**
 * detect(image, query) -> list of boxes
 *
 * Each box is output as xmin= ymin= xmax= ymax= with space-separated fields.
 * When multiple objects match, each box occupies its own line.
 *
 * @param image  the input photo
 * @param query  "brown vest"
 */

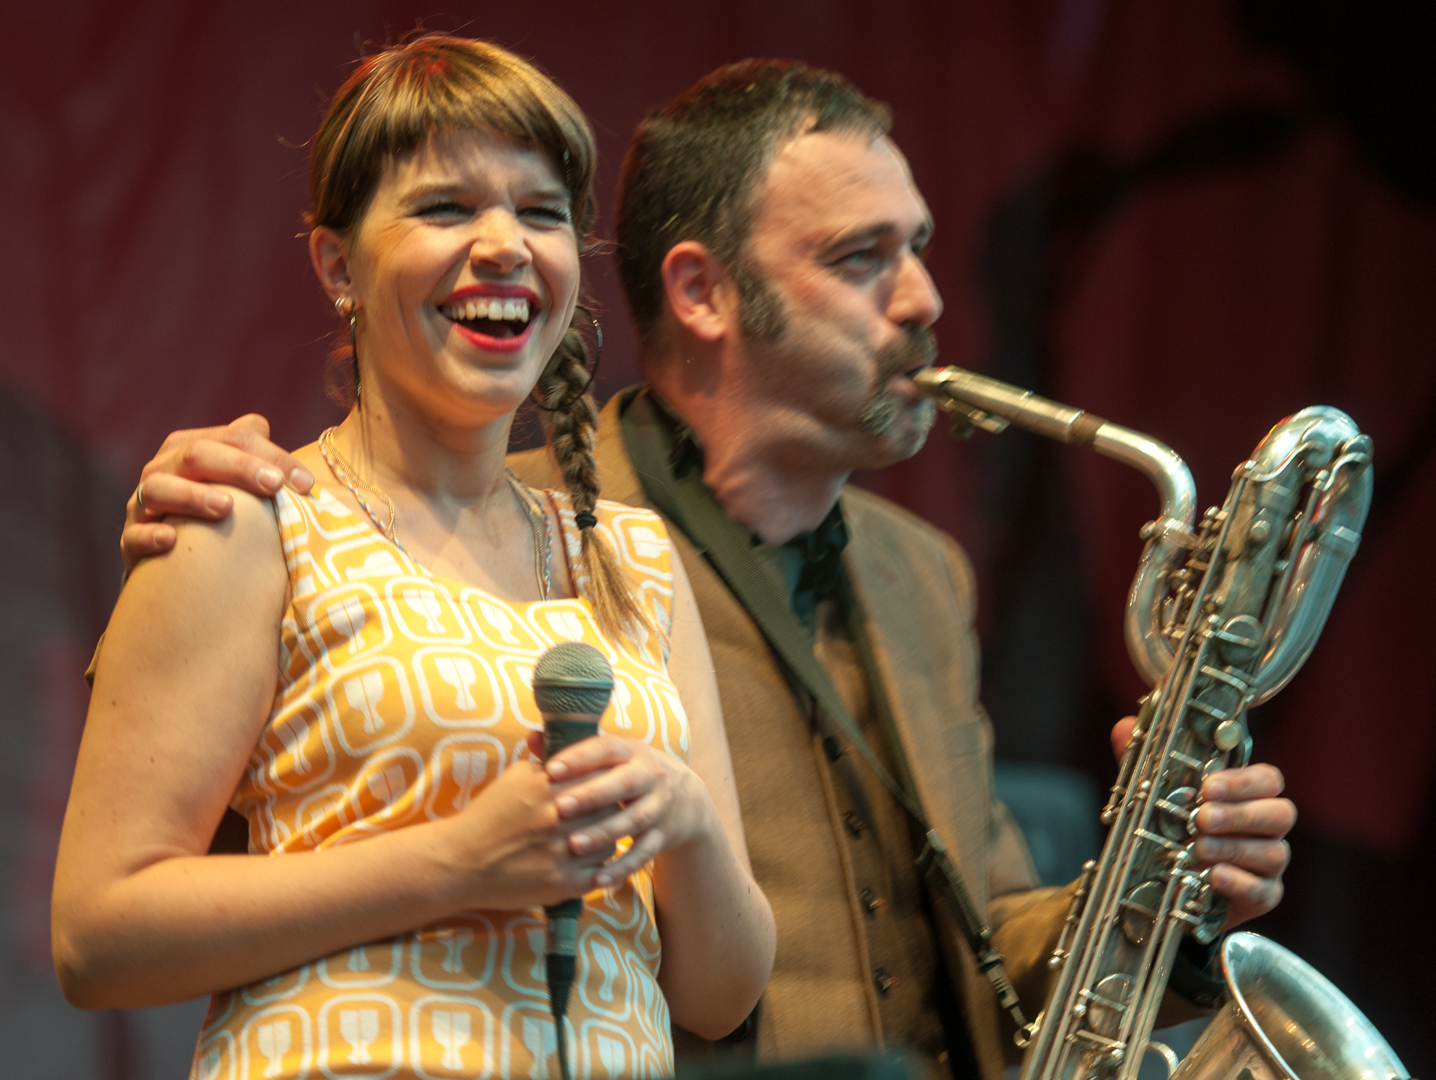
xmin=510 ymin=394 xmax=1072 ymax=1079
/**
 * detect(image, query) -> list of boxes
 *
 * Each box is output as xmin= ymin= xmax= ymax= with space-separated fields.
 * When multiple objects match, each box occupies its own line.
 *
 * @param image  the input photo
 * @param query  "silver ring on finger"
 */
xmin=135 ymin=480 xmax=149 ymax=515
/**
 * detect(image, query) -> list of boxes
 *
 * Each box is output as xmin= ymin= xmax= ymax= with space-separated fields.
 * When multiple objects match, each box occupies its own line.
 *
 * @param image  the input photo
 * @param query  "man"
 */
xmin=118 ymin=62 xmax=1294 ymax=1079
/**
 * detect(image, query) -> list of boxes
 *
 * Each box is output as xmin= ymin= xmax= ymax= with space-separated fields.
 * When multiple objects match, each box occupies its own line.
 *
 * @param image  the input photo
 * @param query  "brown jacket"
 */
xmin=511 ymin=394 xmax=1072 ymax=1079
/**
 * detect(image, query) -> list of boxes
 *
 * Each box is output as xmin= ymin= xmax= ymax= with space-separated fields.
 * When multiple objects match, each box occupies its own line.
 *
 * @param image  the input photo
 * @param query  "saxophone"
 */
xmin=913 ymin=366 xmax=1411 ymax=1080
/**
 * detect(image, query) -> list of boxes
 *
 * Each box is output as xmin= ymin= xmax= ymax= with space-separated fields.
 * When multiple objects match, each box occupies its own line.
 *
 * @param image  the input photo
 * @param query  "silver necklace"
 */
xmin=317 ymin=427 xmax=551 ymax=600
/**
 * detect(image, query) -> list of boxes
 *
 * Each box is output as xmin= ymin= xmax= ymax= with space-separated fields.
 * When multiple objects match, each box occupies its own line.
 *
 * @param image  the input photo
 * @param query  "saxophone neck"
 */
xmin=914 ymin=365 xmax=1196 ymax=684
xmin=913 ymin=366 xmax=1197 ymax=528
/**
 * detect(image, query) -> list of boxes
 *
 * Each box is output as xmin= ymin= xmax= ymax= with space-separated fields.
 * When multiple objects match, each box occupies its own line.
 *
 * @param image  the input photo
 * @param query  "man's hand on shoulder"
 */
xmin=125 ymin=414 xmax=313 ymax=575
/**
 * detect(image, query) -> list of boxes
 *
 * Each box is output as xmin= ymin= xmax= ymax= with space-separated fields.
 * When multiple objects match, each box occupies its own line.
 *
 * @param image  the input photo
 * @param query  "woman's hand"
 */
xmin=437 ymin=733 xmax=628 ymax=911
xmin=543 ymin=734 xmax=719 ymax=886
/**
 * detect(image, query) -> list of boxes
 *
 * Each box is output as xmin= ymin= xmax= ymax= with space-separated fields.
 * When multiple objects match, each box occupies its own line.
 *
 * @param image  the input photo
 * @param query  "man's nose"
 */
xmin=468 ymin=209 xmax=531 ymax=275
xmin=889 ymin=252 xmax=943 ymax=329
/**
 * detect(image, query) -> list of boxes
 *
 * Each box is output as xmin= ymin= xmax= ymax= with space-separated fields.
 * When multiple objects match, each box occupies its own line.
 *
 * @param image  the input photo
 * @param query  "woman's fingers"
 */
xmin=547 ymin=736 xmax=662 ymax=818
xmin=544 ymin=733 xmax=634 ymax=780
xmin=568 ymin=788 xmax=670 ymax=856
xmin=594 ymin=828 xmax=670 ymax=886
xmin=554 ymin=764 xmax=658 ymax=820
xmin=546 ymin=736 xmax=710 ymax=877
xmin=448 ymin=761 xmax=618 ymax=908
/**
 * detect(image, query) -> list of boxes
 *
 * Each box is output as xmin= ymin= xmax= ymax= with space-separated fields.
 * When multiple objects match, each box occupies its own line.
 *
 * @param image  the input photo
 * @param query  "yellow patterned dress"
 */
xmin=190 ymin=482 xmax=688 ymax=1080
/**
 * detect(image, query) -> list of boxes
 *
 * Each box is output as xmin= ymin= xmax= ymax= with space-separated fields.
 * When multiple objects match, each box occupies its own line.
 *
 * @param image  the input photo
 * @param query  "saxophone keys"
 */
xmin=1118 ymin=880 xmax=1165 ymax=946
xmin=1084 ymin=974 xmax=1134 ymax=1038
xmin=1214 ymin=719 xmax=1245 ymax=751
xmin=1155 ymin=786 xmax=1199 ymax=841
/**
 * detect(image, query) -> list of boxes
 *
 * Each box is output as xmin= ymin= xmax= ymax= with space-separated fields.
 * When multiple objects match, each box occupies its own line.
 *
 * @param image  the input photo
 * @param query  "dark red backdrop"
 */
xmin=3 ymin=1 xmax=1432 ymax=1076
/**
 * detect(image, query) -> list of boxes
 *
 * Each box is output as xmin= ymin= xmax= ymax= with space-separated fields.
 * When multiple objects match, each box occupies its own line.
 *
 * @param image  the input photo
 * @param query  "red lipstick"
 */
xmin=439 ymin=284 xmax=542 ymax=353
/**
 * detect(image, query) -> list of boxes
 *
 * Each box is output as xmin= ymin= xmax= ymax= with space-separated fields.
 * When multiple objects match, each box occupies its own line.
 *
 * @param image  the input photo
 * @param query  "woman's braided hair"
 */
xmin=535 ymin=326 xmax=659 ymax=645
xmin=310 ymin=34 xmax=656 ymax=645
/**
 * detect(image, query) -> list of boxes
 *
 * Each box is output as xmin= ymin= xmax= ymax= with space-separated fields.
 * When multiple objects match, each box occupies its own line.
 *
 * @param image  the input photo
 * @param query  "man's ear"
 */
xmin=309 ymin=226 xmax=355 ymax=305
xmin=660 ymin=241 xmax=737 ymax=344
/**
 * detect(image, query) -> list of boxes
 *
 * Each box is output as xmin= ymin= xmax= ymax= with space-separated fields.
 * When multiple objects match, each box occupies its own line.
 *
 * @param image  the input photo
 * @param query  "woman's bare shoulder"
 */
xmin=122 ymin=483 xmax=286 ymax=619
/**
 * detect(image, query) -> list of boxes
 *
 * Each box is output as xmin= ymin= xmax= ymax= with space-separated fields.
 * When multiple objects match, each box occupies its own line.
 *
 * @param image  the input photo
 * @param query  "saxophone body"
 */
xmin=912 ymin=367 xmax=1408 ymax=1080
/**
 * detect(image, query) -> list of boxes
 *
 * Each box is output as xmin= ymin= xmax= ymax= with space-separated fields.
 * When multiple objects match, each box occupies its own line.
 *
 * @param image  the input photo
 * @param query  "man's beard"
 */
xmin=858 ymin=328 xmax=938 ymax=438
xmin=734 ymin=256 xmax=939 ymax=445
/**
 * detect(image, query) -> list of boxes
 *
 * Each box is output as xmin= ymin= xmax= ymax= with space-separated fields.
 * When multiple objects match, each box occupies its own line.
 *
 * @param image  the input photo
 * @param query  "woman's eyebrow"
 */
xmin=395 ymin=180 xmax=572 ymax=205
xmin=396 ymin=179 xmax=465 ymax=202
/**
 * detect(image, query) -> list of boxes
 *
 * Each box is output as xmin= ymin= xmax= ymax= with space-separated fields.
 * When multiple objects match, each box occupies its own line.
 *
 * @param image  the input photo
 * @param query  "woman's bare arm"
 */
xmin=52 ymin=488 xmax=609 ymax=1009
xmin=649 ymin=551 xmax=774 ymax=1038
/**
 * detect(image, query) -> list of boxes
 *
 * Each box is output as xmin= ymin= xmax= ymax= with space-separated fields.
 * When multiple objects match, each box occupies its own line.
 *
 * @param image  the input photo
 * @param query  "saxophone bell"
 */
xmin=1172 ymin=934 xmax=1409 ymax=1080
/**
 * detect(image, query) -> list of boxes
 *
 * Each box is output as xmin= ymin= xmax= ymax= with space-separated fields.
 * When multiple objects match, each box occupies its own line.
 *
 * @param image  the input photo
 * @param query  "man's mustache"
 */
xmin=876 ymin=327 xmax=938 ymax=381
xmin=859 ymin=329 xmax=939 ymax=437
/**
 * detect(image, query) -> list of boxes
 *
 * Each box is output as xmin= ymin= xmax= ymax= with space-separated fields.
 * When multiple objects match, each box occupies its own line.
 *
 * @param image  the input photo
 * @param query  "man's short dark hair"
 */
xmin=615 ymin=59 xmax=892 ymax=349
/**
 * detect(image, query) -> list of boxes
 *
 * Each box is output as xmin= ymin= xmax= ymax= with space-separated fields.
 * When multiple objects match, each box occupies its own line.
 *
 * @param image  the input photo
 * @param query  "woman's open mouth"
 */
xmin=440 ymin=296 xmax=535 ymax=341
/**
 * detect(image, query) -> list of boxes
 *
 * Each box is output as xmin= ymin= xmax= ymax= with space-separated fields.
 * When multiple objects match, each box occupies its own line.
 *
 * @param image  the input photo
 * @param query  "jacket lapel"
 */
xmin=843 ymin=507 xmax=991 ymax=914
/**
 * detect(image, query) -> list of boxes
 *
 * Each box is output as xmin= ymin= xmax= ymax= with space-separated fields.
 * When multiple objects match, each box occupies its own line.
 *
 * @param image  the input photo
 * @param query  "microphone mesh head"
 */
xmin=532 ymin=642 xmax=614 ymax=716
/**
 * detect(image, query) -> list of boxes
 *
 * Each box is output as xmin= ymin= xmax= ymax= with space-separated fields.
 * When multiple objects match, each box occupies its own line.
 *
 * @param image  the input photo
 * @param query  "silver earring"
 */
xmin=336 ymin=297 xmax=361 ymax=403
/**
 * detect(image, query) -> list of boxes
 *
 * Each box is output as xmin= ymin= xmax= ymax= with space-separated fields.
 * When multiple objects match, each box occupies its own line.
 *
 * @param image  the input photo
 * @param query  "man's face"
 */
xmin=731 ymin=130 xmax=942 ymax=470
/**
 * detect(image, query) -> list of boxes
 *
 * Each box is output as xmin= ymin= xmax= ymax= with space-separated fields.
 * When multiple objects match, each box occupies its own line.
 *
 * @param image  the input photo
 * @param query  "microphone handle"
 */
xmin=541 ymin=716 xmax=599 ymax=1080
xmin=543 ymin=718 xmax=601 ymax=760
xmin=542 ymin=716 xmax=599 ymax=930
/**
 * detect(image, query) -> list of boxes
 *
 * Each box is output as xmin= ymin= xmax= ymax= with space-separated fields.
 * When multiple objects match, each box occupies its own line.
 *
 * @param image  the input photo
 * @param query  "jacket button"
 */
xmin=873 ymin=967 xmax=895 ymax=996
xmin=843 ymin=811 xmax=864 ymax=838
xmin=859 ymin=888 xmax=883 ymax=916
xmin=722 ymin=1013 xmax=755 ymax=1043
xmin=823 ymin=735 xmax=845 ymax=761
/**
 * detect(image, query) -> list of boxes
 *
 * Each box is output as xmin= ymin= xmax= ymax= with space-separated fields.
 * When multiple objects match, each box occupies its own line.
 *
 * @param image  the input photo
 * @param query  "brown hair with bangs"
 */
xmin=312 ymin=35 xmax=657 ymax=648
xmin=309 ymin=36 xmax=596 ymax=237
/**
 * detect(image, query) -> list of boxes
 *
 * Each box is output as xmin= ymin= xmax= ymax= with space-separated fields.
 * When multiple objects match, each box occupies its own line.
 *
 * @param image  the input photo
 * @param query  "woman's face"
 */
xmin=339 ymin=128 xmax=581 ymax=427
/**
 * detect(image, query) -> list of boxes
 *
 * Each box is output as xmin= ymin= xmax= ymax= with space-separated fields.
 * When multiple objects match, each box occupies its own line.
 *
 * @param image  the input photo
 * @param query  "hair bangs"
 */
xmin=311 ymin=37 xmax=596 ymax=238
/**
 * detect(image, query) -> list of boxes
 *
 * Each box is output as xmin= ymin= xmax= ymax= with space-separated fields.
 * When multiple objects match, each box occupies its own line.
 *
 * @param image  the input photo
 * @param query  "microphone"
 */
xmin=531 ymin=641 xmax=614 ymax=1080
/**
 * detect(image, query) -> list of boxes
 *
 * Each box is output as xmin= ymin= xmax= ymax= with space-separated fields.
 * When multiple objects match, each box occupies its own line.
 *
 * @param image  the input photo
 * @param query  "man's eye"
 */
xmin=835 ymin=248 xmax=885 ymax=273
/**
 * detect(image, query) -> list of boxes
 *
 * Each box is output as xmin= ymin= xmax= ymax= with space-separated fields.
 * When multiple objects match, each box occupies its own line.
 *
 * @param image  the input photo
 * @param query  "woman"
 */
xmin=52 ymin=36 xmax=774 ymax=1080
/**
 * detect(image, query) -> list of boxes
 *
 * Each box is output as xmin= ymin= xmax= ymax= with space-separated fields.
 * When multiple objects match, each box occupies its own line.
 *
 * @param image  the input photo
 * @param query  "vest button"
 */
xmin=873 ymin=967 xmax=895 ymax=996
xmin=722 ymin=1013 xmax=755 ymax=1043
xmin=843 ymin=811 xmax=864 ymax=838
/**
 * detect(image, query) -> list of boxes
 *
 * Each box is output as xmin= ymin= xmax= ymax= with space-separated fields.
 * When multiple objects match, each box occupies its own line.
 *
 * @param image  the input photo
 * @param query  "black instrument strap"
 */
xmin=837 ymin=575 xmax=1028 ymax=1031
xmin=622 ymin=398 xmax=1028 ymax=1030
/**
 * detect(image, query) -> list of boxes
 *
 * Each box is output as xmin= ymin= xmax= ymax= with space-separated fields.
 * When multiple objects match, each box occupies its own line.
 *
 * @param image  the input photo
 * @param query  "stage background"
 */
xmin=2 ymin=1 xmax=1432 ymax=1076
